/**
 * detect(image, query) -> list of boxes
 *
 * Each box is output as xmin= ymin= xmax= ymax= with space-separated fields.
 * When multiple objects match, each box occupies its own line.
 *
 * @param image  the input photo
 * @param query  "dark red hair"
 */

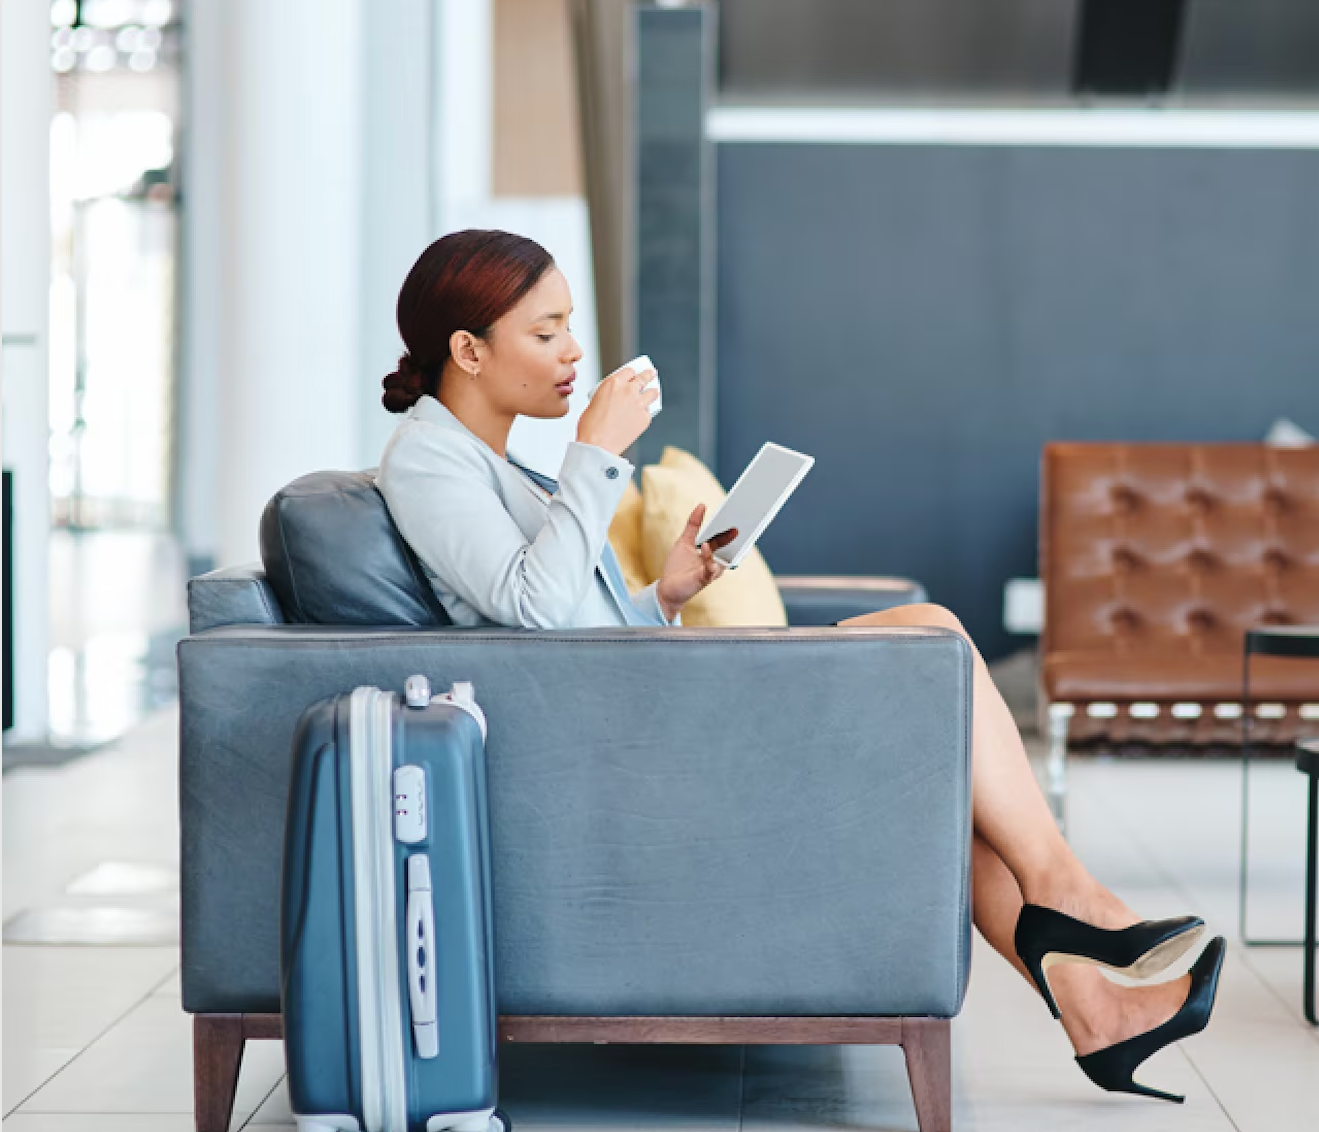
xmin=382 ymin=229 xmax=556 ymax=413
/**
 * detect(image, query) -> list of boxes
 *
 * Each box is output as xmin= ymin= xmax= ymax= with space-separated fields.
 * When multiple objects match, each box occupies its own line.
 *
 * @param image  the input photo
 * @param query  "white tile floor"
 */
xmin=5 ymin=708 xmax=1318 ymax=1130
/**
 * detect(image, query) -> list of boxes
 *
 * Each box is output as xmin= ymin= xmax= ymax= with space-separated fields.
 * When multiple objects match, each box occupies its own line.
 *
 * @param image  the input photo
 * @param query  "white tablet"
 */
xmin=696 ymin=442 xmax=814 ymax=569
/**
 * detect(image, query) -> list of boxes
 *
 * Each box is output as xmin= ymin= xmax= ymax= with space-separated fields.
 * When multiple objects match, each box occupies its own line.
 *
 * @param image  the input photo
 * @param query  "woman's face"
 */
xmin=476 ymin=266 xmax=584 ymax=419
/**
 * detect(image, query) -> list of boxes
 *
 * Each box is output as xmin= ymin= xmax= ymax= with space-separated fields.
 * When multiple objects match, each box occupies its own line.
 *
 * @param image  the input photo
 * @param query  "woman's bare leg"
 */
xmin=842 ymin=603 xmax=1129 ymax=921
xmin=840 ymin=604 xmax=1195 ymax=1051
xmin=972 ymin=834 xmax=1191 ymax=1056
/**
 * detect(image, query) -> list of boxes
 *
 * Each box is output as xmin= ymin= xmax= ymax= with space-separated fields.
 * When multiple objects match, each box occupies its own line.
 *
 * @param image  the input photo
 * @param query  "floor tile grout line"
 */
xmin=1232 ymin=944 xmax=1319 ymax=1047
xmin=234 ymin=1072 xmax=286 ymax=1130
xmin=1177 ymin=1040 xmax=1243 ymax=1131
xmin=1070 ymin=766 xmax=1318 ymax=1126
xmin=1079 ymin=764 xmax=1319 ymax=1042
xmin=1072 ymin=762 xmax=1217 ymax=916
xmin=6 ymin=960 xmax=183 ymax=1117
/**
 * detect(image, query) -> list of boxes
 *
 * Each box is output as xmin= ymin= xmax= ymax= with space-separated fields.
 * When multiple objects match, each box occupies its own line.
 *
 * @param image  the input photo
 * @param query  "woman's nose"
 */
xmin=564 ymin=333 xmax=584 ymax=364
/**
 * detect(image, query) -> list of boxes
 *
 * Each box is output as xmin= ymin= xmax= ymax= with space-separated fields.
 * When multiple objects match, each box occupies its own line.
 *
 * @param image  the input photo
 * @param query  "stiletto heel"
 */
xmin=1075 ymin=936 xmax=1226 ymax=1103
xmin=1014 ymin=904 xmax=1205 ymax=1020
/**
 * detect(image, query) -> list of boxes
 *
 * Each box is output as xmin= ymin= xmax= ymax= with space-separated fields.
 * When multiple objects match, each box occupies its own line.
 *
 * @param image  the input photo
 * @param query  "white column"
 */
xmin=184 ymin=0 xmax=365 ymax=569
xmin=1 ymin=0 xmax=53 ymax=741
xmin=357 ymin=0 xmax=443 ymax=466
xmin=437 ymin=0 xmax=494 ymax=216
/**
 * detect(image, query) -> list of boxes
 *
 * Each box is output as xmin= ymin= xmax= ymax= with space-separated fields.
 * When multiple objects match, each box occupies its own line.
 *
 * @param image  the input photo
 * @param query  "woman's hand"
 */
xmin=655 ymin=504 xmax=739 ymax=621
xmin=575 ymin=362 xmax=659 ymax=456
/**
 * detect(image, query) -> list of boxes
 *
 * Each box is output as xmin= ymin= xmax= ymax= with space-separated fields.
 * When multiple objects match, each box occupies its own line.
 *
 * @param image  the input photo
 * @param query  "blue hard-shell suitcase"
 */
xmin=280 ymin=677 xmax=508 ymax=1132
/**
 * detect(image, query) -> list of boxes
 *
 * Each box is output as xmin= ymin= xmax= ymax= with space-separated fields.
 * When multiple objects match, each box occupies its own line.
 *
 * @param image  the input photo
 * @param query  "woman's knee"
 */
xmin=838 ymin=601 xmax=968 ymax=636
xmin=897 ymin=602 xmax=967 ymax=635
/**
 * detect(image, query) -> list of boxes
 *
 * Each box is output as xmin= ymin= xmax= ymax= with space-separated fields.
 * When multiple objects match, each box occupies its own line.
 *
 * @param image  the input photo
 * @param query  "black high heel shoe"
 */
xmin=1014 ymin=904 xmax=1205 ymax=1019
xmin=1075 ymin=935 xmax=1226 ymax=1103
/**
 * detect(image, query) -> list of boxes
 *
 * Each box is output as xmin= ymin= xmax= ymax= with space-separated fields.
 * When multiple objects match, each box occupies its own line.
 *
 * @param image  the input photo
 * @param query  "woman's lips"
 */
xmin=556 ymin=379 xmax=575 ymax=395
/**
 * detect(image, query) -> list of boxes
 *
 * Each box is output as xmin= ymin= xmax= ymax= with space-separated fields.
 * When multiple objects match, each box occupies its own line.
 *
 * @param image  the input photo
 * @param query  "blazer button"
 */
xmin=605 ymin=466 xmax=619 ymax=480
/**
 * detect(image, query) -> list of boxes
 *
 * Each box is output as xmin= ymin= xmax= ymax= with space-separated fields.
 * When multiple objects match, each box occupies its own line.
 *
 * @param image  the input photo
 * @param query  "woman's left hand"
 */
xmin=655 ymin=504 xmax=738 ymax=621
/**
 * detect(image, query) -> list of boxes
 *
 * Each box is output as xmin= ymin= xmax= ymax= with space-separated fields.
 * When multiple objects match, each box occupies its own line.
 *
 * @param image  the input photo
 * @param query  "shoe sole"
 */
xmin=1039 ymin=923 xmax=1207 ymax=997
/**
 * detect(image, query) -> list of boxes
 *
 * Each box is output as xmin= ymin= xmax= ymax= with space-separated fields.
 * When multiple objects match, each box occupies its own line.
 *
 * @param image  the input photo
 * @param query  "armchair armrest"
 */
xmin=178 ymin=623 xmax=970 ymax=1020
xmin=776 ymin=575 xmax=927 ymax=627
xmin=187 ymin=563 xmax=285 ymax=633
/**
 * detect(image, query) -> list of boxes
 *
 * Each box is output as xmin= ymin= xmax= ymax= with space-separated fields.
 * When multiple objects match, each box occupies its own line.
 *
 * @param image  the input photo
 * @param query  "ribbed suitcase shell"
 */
xmin=280 ymin=683 xmax=499 ymax=1132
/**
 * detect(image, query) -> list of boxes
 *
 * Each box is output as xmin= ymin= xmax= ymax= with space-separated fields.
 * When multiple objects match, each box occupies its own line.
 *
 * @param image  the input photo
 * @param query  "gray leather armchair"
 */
xmin=179 ymin=472 xmax=971 ymax=1132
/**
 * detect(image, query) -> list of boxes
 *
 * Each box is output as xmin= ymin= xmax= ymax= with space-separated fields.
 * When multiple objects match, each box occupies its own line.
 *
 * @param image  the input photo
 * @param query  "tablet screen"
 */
xmin=697 ymin=442 xmax=814 ymax=568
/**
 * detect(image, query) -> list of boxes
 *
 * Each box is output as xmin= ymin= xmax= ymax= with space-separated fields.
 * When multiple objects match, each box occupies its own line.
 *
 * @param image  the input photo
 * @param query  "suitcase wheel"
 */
xmin=490 ymin=1109 xmax=513 ymax=1132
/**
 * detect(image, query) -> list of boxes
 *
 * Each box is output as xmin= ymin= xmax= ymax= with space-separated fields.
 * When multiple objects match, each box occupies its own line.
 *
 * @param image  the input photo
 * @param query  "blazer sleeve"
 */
xmin=379 ymin=430 xmax=633 ymax=630
xmin=632 ymin=580 xmax=682 ymax=627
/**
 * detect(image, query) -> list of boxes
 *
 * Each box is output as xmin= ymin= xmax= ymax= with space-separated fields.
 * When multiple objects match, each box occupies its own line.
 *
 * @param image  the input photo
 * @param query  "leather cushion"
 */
xmin=1042 ymin=444 xmax=1319 ymax=662
xmin=1043 ymin=650 xmax=1319 ymax=702
xmin=1040 ymin=443 xmax=1319 ymax=742
xmin=258 ymin=470 xmax=451 ymax=626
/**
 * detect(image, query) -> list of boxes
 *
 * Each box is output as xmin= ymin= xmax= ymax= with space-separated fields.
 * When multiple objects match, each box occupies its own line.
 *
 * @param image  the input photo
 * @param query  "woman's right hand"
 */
xmin=575 ymin=362 xmax=659 ymax=456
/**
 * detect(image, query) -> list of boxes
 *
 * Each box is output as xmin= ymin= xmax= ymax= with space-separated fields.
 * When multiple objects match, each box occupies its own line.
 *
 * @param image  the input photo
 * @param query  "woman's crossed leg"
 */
xmin=837 ymin=603 xmax=1193 ymax=1057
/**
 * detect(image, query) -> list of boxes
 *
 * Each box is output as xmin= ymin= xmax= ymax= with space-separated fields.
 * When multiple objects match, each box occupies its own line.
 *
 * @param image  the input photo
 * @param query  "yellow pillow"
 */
xmin=608 ymin=478 xmax=649 ymax=592
xmin=640 ymin=447 xmax=788 ymax=627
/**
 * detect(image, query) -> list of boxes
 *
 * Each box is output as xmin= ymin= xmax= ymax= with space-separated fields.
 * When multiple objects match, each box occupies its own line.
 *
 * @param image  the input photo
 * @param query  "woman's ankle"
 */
xmin=1021 ymin=872 xmax=1137 ymax=931
xmin=1059 ymin=973 xmax=1193 ymax=1057
xmin=1049 ymin=964 xmax=1119 ymax=1050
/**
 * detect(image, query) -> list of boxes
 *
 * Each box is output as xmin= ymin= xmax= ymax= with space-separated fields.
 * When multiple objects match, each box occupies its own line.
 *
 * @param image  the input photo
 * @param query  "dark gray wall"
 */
xmin=633 ymin=5 xmax=717 ymax=469
xmin=716 ymin=143 xmax=1319 ymax=659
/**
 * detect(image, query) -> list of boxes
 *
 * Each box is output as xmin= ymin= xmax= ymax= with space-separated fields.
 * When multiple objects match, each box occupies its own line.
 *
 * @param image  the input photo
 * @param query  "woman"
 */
xmin=377 ymin=229 xmax=1224 ymax=1104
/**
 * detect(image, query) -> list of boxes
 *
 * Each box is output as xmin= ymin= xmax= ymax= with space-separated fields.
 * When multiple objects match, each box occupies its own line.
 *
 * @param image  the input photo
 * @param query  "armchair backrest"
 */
xmin=258 ymin=469 xmax=451 ymax=626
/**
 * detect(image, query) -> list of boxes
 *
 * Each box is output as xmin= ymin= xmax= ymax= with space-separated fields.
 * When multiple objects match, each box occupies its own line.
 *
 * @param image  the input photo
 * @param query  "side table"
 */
xmin=1299 ymin=739 xmax=1318 ymax=1026
xmin=1240 ymin=626 xmax=1319 ymax=946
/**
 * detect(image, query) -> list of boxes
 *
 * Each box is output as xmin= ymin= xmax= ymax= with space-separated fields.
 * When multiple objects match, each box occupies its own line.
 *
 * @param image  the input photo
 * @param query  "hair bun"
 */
xmin=381 ymin=352 xmax=432 ymax=414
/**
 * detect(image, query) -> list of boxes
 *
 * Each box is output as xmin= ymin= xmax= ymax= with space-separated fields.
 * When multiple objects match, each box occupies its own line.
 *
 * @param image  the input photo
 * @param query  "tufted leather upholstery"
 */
xmin=1041 ymin=443 xmax=1319 ymax=746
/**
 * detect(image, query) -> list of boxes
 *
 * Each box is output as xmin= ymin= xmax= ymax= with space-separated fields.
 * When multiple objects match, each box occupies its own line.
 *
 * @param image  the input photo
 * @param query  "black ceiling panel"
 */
xmin=1180 ymin=1 xmax=1319 ymax=96
xmin=717 ymin=0 xmax=1319 ymax=103
xmin=1073 ymin=0 xmax=1186 ymax=96
xmin=719 ymin=0 xmax=1077 ymax=99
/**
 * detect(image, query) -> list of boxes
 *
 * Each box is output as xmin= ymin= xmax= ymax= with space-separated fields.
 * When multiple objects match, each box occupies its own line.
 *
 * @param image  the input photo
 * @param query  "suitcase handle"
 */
xmin=406 ymin=854 xmax=439 ymax=1059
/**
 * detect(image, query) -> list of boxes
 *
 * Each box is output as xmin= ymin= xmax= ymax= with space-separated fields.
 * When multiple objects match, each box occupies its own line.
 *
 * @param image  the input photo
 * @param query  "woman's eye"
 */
xmin=536 ymin=333 xmax=554 ymax=343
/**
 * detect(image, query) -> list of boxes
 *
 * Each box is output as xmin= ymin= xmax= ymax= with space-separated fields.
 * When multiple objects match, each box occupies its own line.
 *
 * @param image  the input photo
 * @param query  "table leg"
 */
xmin=1306 ymin=771 xmax=1317 ymax=1026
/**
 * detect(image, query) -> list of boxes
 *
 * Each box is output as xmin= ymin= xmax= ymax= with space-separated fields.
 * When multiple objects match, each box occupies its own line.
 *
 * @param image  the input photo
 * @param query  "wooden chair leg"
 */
xmin=194 ymin=1013 xmax=245 ymax=1132
xmin=901 ymin=1017 xmax=951 ymax=1132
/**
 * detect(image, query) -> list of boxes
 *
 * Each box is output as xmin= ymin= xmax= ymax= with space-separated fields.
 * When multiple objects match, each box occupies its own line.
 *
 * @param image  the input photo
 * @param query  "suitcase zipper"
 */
xmin=349 ymin=688 xmax=409 ymax=1132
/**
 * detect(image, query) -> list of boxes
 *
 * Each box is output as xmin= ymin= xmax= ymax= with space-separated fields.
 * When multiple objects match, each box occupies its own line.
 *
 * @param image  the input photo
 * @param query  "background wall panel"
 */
xmin=716 ymin=142 xmax=1319 ymax=659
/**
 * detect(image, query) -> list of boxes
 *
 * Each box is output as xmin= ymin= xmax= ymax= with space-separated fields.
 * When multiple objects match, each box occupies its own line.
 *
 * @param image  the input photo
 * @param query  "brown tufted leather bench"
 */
xmin=1039 ymin=443 xmax=1319 ymax=818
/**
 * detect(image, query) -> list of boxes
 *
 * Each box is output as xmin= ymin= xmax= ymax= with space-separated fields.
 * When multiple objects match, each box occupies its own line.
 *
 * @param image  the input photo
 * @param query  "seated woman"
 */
xmin=377 ymin=229 xmax=1223 ymax=1104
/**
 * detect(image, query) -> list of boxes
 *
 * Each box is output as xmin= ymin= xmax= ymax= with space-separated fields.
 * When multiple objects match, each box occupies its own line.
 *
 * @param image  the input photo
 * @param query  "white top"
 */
xmin=376 ymin=395 xmax=676 ymax=630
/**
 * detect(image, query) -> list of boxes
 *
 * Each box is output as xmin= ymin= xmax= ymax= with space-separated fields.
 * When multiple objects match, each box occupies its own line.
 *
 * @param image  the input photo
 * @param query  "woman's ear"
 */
xmin=449 ymin=329 xmax=483 ymax=377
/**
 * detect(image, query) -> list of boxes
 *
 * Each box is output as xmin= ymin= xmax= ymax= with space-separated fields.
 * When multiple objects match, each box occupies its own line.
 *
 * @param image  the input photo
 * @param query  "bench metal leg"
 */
xmin=1046 ymin=703 xmax=1072 ymax=835
xmin=1306 ymin=770 xmax=1318 ymax=1026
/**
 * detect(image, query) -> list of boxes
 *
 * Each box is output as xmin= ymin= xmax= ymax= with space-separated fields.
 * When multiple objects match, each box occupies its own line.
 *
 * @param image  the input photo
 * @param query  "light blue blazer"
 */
xmin=376 ymin=394 xmax=678 ymax=630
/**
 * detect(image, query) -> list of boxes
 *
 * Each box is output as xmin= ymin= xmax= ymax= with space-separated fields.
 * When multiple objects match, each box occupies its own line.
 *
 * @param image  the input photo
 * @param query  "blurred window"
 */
xmin=49 ymin=0 xmax=181 ymax=531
